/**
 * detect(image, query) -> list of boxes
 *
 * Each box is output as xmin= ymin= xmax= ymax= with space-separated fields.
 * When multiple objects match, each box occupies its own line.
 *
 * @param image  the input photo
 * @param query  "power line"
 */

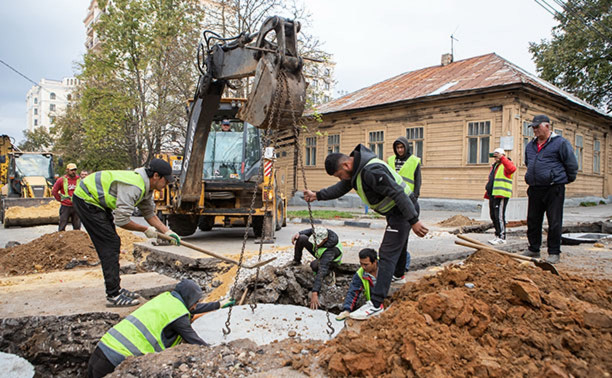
xmin=535 ymin=0 xmax=612 ymax=44
xmin=0 ymin=58 xmax=41 ymax=88
xmin=551 ymin=0 xmax=612 ymax=43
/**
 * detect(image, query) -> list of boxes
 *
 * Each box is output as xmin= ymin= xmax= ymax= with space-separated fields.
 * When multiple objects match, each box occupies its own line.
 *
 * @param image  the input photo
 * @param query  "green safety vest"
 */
xmin=314 ymin=241 xmax=343 ymax=264
xmin=100 ymin=292 xmax=189 ymax=358
xmin=355 ymin=158 xmax=413 ymax=215
xmin=74 ymin=170 xmax=146 ymax=210
xmin=356 ymin=267 xmax=372 ymax=301
xmin=387 ymin=155 xmax=420 ymax=192
xmin=60 ymin=176 xmax=80 ymax=201
xmin=491 ymin=164 xmax=513 ymax=198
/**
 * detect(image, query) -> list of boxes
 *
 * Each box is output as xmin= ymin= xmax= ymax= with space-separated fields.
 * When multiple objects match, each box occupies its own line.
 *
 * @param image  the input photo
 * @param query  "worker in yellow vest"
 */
xmin=484 ymin=148 xmax=516 ymax=245
xmin=387 ymin=137 xmax=422 ymax=281
xmin=336 ymin=248 xmax=379 ymax=321
xmin=87 ymin=279 xmax=234 ymax=378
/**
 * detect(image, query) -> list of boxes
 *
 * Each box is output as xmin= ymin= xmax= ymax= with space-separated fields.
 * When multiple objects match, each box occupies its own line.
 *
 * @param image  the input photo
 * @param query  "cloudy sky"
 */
xmin=0 ymin=0 xmax=558 ymax=142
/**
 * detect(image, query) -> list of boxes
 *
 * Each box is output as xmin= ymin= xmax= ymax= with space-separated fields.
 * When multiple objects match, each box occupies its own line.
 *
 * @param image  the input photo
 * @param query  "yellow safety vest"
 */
xmin=60 ymin=176 xmax=80 ymax=201
xmin=356 ymin=267 xmax=372 ymax=301
xmin=74 ymin=170 xmax=146 ymax=210
xmin=491 ymin=164 xmax=513 ymax=198
xmin=314 ymin=241 xmax=343 ymax=264
xmin=355 ymin=158 xmax=412 ymax=215
xmin=387 ymin=155 xmax=420 ymax=192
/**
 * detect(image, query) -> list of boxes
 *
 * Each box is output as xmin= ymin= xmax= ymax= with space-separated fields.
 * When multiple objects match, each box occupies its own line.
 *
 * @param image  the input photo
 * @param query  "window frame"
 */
xmin=593 ymin=137 xmax=601 ymax=174
xmin=368 ymin=130 xmax=385 ymax=160
xmin=305 ymin=136 xmax=317 ymax=166
xmin=405 ymin=127 xmax=424 ymax=160
xmin=50 ymin=92 xmax=56 ymax=100
xmin=466 ymin=120 xmax=491 ymax=165
xmin=327 ymin=134 xmax=340 ymax=155
xmin=574 ymin=134 xmax=583 ymax=171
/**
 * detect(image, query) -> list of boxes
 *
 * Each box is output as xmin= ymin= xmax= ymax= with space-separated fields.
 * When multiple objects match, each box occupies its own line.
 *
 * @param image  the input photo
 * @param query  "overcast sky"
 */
xmin=0 ymin=0 xmax=558 ymax=142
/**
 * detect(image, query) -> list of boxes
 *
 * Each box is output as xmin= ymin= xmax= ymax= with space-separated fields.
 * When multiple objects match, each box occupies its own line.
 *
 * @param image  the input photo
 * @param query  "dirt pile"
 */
xmin=437 ymin=215 xmax=482 ymax=227
xmin=4 ymin=201 xmax=60 ymax=220
xmin=314 ymin=250 xmax=612 ymax=377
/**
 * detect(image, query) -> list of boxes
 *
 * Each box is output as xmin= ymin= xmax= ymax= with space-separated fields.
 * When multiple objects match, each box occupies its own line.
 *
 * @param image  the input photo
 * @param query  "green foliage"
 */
xmin=529 ymin=0 xmax=612 ymax=111
xmin=579 ymin=201 xmax=597 ymax=207
xmin=18 ymin=127 xmax=54 ymax=151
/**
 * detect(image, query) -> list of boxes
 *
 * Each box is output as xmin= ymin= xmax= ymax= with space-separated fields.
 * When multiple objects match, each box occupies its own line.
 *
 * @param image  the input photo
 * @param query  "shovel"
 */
xmin=156 ymin=232 xmax=276 ymax=269
xmin=455 ymin=234 xmax=559 ymax=275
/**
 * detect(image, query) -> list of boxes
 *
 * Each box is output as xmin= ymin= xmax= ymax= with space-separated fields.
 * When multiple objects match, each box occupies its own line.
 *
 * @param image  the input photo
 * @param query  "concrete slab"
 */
xmin=0 ymin=352 xmax=34 ymax=378
xmin=192 ymin=304 xmax=342 ymax=346
xmin=0 ymin=271 xmax=178 ymax=318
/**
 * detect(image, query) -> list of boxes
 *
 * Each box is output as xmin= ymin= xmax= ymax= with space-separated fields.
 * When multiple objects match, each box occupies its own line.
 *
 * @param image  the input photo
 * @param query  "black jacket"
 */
xmin=299 ymin=228 xmax=341 ymax=293
xmin=392 ymin=136 xmax=422 ymax=198
xmin=524 ymin=134 xmax=578 ymax=186
xmin=317 ymin=144 xmax=419 ymax=224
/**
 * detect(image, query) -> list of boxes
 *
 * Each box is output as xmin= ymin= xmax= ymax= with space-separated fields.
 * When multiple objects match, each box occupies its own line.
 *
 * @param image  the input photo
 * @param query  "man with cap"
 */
xmin=303 ymin=144 xmax=429 ymax=320
xmin=484 ymin=148 xmax=516 ymax=245
xmin=73 ymin=158 xmax=182 ymax=307
xmin=291 ymin=226 xmax=343 ymax=309
xmin=387 ymin=136 xmax=422 ymax=280
xmin=52 ymin=162 xmax=82 ymax=231
xmin=523 ymin=115 xmax=578 ymax=264
xmin=221 ymin=119 xmax=232 ymax=132
xmin=87 ymin=279 xmax=235 ymax=378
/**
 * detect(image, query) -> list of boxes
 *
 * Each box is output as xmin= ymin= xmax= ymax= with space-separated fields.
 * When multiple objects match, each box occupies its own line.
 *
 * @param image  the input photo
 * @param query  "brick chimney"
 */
xmin=441 ymin=53 xmax=453 ymax=66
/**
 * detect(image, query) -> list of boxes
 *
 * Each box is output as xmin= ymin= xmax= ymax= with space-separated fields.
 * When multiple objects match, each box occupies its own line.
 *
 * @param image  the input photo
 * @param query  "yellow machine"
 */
xmin=0 ymin=135 xmax=58 ymax=227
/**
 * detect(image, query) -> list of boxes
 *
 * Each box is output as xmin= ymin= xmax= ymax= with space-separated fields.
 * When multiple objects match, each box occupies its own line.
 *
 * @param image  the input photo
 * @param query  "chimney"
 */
xmin=441 ymin=53 xmax=453 ymax=66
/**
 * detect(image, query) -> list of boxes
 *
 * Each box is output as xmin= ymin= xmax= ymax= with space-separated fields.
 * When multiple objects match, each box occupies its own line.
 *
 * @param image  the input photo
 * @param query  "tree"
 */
xmin=529 ymin=0 xmax=612 ymax=112
xmin=18 ymin=127 xmax=54 ymax=152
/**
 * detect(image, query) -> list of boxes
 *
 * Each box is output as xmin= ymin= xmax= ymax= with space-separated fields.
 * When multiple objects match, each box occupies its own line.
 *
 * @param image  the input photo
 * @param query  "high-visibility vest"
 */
xmin=491 ymin=163 xmax=513 ymax=198
xmin=99 ymin=292 xmax=189 ymax=359
xmin=74 ymin=170 xmax=146 ymax=210
xmin=387 ymin=155 xmax=420 ymax=192
xmin=60 ymin=176 xmax=80 ymax=201
xmin=355 ymin=158 xmax=413 ymax=215
xmin=356 ymin=267 xmax=372 ymax=301
xmin=314 ymin=241 xmax=343 ymax=264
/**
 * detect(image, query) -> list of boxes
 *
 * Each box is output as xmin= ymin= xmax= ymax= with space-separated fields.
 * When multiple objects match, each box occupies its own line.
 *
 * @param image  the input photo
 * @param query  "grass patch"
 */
xmin=579 ymin=201 xmax=597 ymax=207
xmin=599 ymin=200 xmax=606 ymax=205
xmin=287 ymin=210 xmax=356 ymax=219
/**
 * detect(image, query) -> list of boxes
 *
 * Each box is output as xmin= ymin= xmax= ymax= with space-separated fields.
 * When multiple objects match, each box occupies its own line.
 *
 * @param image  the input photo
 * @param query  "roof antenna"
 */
xmin=450 ymin=25 xmax=459 ymax=61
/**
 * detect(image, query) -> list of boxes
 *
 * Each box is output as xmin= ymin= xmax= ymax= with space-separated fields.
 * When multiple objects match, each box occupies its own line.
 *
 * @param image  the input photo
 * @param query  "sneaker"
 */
xmin=335 ymin=310 xmax=350 ymax=321
xmin=106 ymin=293 xmax=140 ymax=308
xmin=119 ymin=288 xmax=139 ymax=299
xmin=349 ymin=301 xmax=384 ymax=320
xmin=488 ymin=238 xmax=507 ymax=245
xmin=392 ymin=275 xmax=406 ymax=284
xmin=546 ymin=254 xmax=560 ymax=264
xmin=522 ymin=250 xmax=541 ymax=258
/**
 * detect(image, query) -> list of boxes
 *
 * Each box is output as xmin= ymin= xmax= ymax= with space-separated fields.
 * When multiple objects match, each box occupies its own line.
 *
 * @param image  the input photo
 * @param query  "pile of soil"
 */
xmin=4 ymin=201 xmax=60 ymax=220
xmin=313 ymin=250 xmax=612 ymax=377
xmin=438 ymin=215 xmax=482 ymax=227
xmin=0 ymin=231 xmax=98 ymax=276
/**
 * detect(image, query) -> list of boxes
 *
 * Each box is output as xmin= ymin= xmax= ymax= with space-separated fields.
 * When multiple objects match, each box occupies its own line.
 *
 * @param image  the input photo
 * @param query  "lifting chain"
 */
xmin=284 ymin=70 xmax=335 ymax=337
xmin=222 ymin=68 xmax=284 ymax=336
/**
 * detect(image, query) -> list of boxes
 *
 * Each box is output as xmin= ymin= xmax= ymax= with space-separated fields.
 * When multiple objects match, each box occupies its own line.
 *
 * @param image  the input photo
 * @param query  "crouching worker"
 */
xmin=291 ymin=226 xmax=343 ymax=310
xmin=336 ymin=248 xmax=378 ymax=321
xmin=87 ymin=279 xmax=234 ymax=378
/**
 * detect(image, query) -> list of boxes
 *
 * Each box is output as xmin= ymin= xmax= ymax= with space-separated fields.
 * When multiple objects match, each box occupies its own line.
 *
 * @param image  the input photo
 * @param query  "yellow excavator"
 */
xmin=0 ymin=135 xmax=59 ymax=227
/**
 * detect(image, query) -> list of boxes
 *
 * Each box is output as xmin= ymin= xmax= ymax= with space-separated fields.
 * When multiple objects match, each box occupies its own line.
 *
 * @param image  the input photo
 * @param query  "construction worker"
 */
xmin=484 ymin=148 xmax=516 ymax=245
xmin=87 ymin=279 xmax=235 ymax=378
xmin=291 ymin=226 xmax=343 ymax=310
xmin=387 ymin=136 xmax=422 ymax=279
xmin=303 ymin=144 xmax=428 ymax=320
xmin=336 ymin=248 xmax=378 ymax=321
xmin=51 ymin=163 xmax=81 ymax=231
xmin=72 ymin=158 xmax=181 ymax=307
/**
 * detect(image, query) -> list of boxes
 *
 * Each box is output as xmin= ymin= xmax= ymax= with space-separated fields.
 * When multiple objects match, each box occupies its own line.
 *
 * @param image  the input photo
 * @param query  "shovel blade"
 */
xmin=533 ymin=260 xmax=559 ymax=275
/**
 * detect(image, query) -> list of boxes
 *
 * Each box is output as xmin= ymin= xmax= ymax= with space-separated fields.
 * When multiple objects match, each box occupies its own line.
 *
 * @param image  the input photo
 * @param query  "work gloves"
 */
xmin=164 ymin=229 xmax=181 ymax=246
xmin=144 ymin=226 xmax=158 ymax=239
xmin=220 ymin=297 xmax=236 ymax=308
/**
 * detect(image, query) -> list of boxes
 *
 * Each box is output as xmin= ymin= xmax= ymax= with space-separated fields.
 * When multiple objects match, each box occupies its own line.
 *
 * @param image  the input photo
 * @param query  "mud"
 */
xmin=437 ymin=215 xmax=483 ymax=227
xmin=312 ymin=249 xmax=612 ymax=377
xmin=0 ymin=313 xmax=120 ymax=378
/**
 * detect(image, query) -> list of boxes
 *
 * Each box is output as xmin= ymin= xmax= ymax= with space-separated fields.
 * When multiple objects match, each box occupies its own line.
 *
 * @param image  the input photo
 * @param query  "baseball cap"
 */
xmin=308 ymin=226 xmax=328 ymax=247
xmin=67 ymin=163 xmax=77 ymax=170
xmin=222 ymin=119 xmax=230 ymax=125
xmin=148 ymin=158 xmax=175 ymax=183
xmin=529 ymin=115 xmax=550 ymax=127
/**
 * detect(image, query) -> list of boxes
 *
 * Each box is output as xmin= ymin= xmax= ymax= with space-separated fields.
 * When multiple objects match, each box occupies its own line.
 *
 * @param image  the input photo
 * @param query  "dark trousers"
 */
xmin=395 ymin=201 xmax=419 ymax=276
xmin=73 ymin=196 xmax=122 ymax=297
xmin=88 ymin=346 xmax=116 ymax=378
xmin=372 ymin=214 xmax=410 ymax=308
xmin=527 ymin=185 xmax=565 ymax=255
xmin=59 ymin=204 xmax=81 ymax=231
xmin=293 ymin=235 xmax=338 ymax=272
xmin=489 ymin=197 xmax=509 ymax=239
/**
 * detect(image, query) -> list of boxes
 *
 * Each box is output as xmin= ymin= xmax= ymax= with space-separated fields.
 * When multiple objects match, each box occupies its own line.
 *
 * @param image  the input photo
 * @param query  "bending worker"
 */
xmin=336 ymin=248 xmax=379 ymax=321
xmin=73 ymin=158 xmax=181 ymax=307
xmin=387 ymin=136 xmax=421 ymax=278
xmin=304 ymin=144 xmax=428 ymax=320
xmin=292 ymin=226 xmax=343 ymax=310
xmin=87 ymin=279 xmax=234 ymax=378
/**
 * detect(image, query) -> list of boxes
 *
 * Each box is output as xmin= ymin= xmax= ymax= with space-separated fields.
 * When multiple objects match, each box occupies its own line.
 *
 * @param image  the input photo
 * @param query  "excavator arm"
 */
xmin=179 ymin=16 xmax=307 ymax=207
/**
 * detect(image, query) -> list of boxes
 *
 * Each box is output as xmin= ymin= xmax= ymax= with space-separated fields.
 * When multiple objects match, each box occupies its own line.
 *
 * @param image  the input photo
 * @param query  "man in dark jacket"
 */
xmin=336 ymin=248 xmax=379 ymax=321
xmin=87 ymin=279 xmax=234 ymax=378
xmin=292 ymin=226 xmax=343 ymax=309
xmin=387 ymin=136 xmax=422 ymax=278
xmin=523 ymin=115 xmax=578 ymax=264
xmin=304 ymin=144 xmax=428 ymax=320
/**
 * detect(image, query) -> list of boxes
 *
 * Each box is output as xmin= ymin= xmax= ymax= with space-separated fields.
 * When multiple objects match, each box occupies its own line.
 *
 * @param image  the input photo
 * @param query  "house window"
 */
xmin=324 ymin=96 xmax=330 ymax=103
xmin=50 ymin=104 xmax=56 ymax=111
xmin=324 ymin=81 xmax=330 ymax=90
xmin=34 ymin=97 xmax=38 ymax=104
xmin=522 ymin=121 xmax=535 ymax=160
xmin=594 ymin=138 xmax=601 ymax=174
xmin=554 ymin=128 xmax=563 ymax=137
xmin=369 ymin=131 xmax=384 ymax=159
xmin=406 ymin=127 xmax=424 ymax=159
xmin=312 ymin=79 xmax=318 ymax=88
xmin=574 ymin=135 xmax=583 ymax=171
xmin=467 ymin=121 xmax=490 ymax=164
xmin=33 ymin=108 xmax=38 ymax=115
xmin=305 ymin=137 xmax=317 ymax=166
xmin=34 ymin=119 xmax=38 ymax=126
xmin=50 ymin=92 xmax=56 ymax=100
xmin=327 ymin=135 xmax=340 ymax=154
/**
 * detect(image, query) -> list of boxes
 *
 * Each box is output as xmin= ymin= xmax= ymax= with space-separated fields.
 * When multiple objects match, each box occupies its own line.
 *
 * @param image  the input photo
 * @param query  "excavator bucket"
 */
xmin=1 ymin=197 xmax=59 ymax=227
xmin=238 ymin=58 xmax=307 ymax=131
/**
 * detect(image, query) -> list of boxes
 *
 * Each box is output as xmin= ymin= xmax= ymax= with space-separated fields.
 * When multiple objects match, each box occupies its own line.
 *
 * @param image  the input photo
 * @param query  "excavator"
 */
xmin=0 ymin=135 xmax=59 ymax=227
xmin=154 ymin=16 xmax=307 ymax=241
